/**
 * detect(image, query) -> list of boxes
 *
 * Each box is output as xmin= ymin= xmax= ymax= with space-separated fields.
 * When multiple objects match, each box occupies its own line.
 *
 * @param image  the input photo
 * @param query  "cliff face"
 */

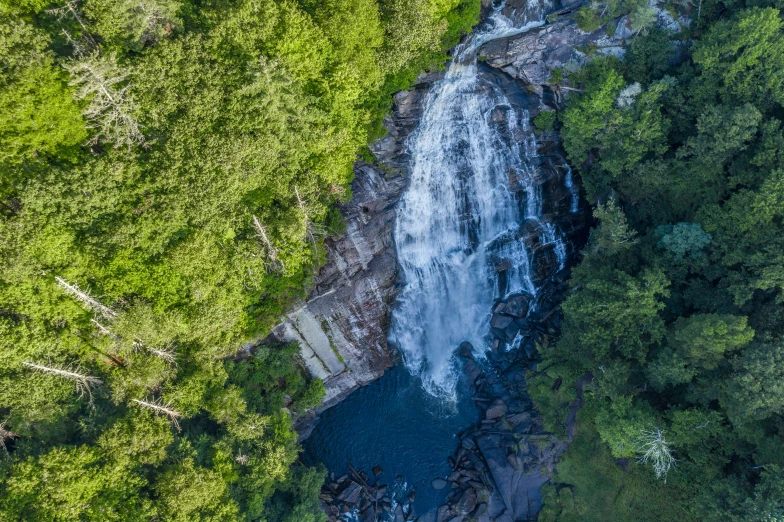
xmin=268 ymin=74 xmax=441 ymax=416
xmin=283 ymin=1 xmax=686 ymax=432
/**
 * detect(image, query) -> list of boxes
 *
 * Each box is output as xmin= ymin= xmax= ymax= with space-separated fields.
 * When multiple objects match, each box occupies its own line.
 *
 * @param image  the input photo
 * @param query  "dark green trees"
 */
xmin=535 ymin=5 xmax=784 ymax=520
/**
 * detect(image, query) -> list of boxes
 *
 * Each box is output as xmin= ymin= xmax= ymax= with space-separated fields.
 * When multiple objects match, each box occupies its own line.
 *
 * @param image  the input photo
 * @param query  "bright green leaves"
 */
xmin=677 ymin=103 xmax=763 ymax=175
xmin=648 ymin=314 xmax=754 ymax=389
xmin=586 ymin=199 xmax=638 ymax=257
xmin=0 ymin=14 xmax=85 ymax=178
xmin=560 ymin=60 xmax=670 ymax=199
xmin=0 ymin=0 xmax=479 ymax=520
xmin=97 ymin=411 xmax=174 ymax=466
xmin=154 ymin=457 xmax=240 ymax=521
xmin=1 ymin=445 xmax=152 ymax=521
xmin=82 ymin=0 xmax=181 ymax=51
xmin=595 ymin=396 xmax=656 ymax=458
xmin=722 ymin=341 xmax=784 ymax=423
xmin=693 ymin=7 xmax=784 ymax=107
xmin=701 ymin=169 xmax=784 ymax=304
xmin=560 ymin=63 xmax=625 ymax=168
xmin=669 ymin=314 xmax=754 ymax=369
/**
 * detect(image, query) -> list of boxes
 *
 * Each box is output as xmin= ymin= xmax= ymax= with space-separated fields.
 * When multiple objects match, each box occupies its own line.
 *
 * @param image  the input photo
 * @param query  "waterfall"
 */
xmin=389 ymin=1 xmax=574 ymax=399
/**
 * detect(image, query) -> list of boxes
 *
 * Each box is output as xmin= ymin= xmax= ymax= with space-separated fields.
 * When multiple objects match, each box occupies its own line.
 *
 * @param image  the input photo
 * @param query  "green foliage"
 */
xmin=586 ymin=199 xmax=637 ymax=257
xmin=560 ymin=266 xmax=669 ymax=362
xmin=0 ymin=0 xmax=479 ymax=519
xmin=655 ymin=222 xmax=712 ymax=261
xmin=595 ymin=396 xmax=656 ymax=457
xmin=533 ymin=110 xmax=556 ymax=132
xmin=575 ymin=5 xmax=602 ymax=32
xmin=83 ymin=0 xmax=182 ymax=51
xmin=538 ymin=404 xmax=690 ymax=522
xmin=538 ymin=5 xmax=784 ymax=520
xmin=561 ymin=60 xmax=670 ymax=199
xmin=692 ymin=7 xmax=784 ymax=107
xmin=622 ymin=27 xmax=675 ymax=84
xmin=0 ymin=12 xmax=86 ymax=179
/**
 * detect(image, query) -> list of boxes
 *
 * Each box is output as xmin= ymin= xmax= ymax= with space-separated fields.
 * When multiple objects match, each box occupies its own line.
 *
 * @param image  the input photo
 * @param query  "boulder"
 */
xmin=337 ymin=481 xmax=362 ymax=505
xmin=503 ymin=294 xmax=530 ymax=318
xmin=485 ymin=400 xmax=508 ymax=420
xmin=432 ymin=478 xmax=449 ymax=490
xmin=395 ymin=504 xmax=405 ymax=522
xmin=490 ymin=313 xmax=514 ymax=329
xmin=456 ymin=488 xmax=478 ymax=515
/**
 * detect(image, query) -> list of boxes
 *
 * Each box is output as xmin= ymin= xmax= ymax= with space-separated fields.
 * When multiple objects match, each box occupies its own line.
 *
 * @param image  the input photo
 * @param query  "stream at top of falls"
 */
xmin=304 ymin=1 xmax=581 ymax=518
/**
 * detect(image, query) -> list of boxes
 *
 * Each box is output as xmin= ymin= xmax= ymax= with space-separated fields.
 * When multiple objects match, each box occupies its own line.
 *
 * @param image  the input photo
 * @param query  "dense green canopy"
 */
xmin=0 ymin=0 xmax=479 ymax=519
xmin=535 ymin=4 xmax=784 ymax=521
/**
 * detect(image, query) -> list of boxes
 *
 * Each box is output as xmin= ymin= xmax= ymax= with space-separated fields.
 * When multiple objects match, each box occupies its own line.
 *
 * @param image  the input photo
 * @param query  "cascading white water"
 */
xmin=390 ymin=1 xmax=576 ymax=399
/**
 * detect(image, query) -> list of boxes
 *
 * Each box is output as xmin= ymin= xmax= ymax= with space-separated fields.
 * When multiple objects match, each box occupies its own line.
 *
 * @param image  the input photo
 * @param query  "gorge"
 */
xmin=293 ymin=1 xmax=619 ymax=519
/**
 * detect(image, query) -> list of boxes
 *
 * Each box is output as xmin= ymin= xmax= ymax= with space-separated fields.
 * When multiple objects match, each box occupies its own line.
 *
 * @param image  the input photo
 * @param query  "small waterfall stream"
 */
xmin=389 ymin=1 xmax=578 ymax=399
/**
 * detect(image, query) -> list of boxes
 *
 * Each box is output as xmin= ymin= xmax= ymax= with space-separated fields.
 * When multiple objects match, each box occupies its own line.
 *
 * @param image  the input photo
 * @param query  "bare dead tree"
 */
xmin=65 ymin=53 xmax=144 ymax=149
xmin=22 ymin=361 xmax=102 ymax=403
xmin=91 ymin=318 xmax=120 ymax=340
xmin=252 ymin=215 xmax=283 ymax=271
xmin=637 ymin=428 xmax=676 ymax=481
xmin=47 ymin=1 xmax=98 ymax=53
xmin=0 ymin=418 xmax=17 ymax=456
xmin=235 ymin=452 xmax=249 ymax=465
xmin=132 ymin=338 xmax=177 ymax=364
xmin=131 ymin=398 xmax=181 ymax=430
xmin=55 ymin=276 xmax=118 ymax=319
xmin=295 ymin=186 xmax=328 ymax=245
xmin=47 ymin=1 xmax=98 ymax=57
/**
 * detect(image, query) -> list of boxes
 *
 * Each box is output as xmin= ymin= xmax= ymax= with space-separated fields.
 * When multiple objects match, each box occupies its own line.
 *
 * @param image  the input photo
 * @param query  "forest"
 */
xmin=0 ymin=0 xmax=479 ymax=519
xmin=531 ymin=1 xmax=784 ymax=520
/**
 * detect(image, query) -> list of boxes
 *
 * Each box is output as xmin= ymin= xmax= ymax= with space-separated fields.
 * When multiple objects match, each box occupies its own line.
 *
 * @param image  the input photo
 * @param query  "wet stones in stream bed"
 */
xmin=321 ymin=464 xmax=417 ymax=522
xmin=423 ymin=271 xmax=579 ymax=522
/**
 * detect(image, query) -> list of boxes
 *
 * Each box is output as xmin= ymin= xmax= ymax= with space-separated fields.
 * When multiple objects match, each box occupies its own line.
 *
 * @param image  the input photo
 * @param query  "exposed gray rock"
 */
xmin=273 ymin=78 xmax=435 ymax=436
xmin=337 ymin=481 xmax=362 ymax=505
xmin=490 ymin=313 xmax=514 ymax=330
xmin=502 ymin=294 xmax=530 ymax=318
xmin=485 ymin=399 xmax=508 ymax=420
xmin=478 ymin=16 xmax=631 ymax=85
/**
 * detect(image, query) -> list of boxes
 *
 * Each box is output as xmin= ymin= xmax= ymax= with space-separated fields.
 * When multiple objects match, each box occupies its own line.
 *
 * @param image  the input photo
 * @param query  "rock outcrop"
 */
xmin=268 ymin=75 xmax=441 ymax=431
xmin=479 ymin=3 xmax=688 ymax=90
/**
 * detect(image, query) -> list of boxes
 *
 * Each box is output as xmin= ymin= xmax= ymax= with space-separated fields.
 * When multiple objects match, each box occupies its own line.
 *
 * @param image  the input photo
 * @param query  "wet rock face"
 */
xmin=269 ymin=75 xmax=435 ymax=428
xmin=479 ymin=15 xmax=630 ymax=86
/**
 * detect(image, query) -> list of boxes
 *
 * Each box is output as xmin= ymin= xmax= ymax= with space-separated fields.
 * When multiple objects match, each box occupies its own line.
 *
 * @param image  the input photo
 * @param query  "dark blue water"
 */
xmin=302 ymin=364 xmax=479 ymax=514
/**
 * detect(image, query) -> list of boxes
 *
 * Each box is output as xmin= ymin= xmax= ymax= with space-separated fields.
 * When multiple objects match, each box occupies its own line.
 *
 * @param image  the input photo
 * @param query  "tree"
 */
xmin=692 ymin=8 xmax=784 ymax=107
xmin=83 ymin=0 xmax=181 ymax=50
xmin=655 ymin=222 xmax=712 ymax=261
xmin=0 ymin=13 xmax=85 ymax=175
xmin=65 ymin=52 xmax=144 ymax=148
xmin=586 ymin=199 xmax=637 ymax=257
xmin=667 ymin=314 xmax=754 ymax=370
xmin=1 ymin=446 xmax=151 ymax=521
xmin=722 ymin=341 xmax=784 ymax=424
xmin=153 ymin=458 xmax=240 ymax=521
xmin=596 ymin=395 xmax=657 ymax=458
xmin=636 ymin=428 xmax=676 ymax=481
xmin=560 ymin=267 xmax=669 ymax=362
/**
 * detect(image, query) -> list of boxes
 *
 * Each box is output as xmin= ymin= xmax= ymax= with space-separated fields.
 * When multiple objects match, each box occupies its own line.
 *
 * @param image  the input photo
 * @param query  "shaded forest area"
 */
xmin=0 ymin=0 xmax=479 ymax=519
xmin=530 ymin=2 xmax=784 ymax=520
